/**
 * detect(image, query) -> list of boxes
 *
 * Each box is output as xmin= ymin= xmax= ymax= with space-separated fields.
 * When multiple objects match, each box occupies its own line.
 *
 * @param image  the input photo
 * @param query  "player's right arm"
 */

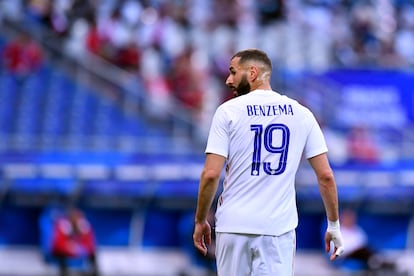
xmin=308 ymin=153 xmax=344 ymax=261
xmin=193 ymin=153 xmax=225 ymax=255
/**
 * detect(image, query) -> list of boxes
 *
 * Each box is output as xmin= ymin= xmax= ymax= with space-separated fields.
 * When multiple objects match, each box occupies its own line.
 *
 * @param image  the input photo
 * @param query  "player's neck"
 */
xmin=250 ymin=75 xmax=271 ymax=91
xmin=251 ymin=83 xmax=272 ymax=92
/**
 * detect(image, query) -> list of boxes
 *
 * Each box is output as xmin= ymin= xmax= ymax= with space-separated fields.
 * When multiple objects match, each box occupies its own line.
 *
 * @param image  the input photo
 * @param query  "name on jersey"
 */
xmin=247 ymin=104 xmax=294 ymax=116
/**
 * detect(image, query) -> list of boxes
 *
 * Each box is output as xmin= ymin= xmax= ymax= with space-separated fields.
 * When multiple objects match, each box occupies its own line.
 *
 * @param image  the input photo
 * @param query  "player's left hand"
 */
xmin=325 ymin=220 xmax=345 ymax=261
xmin=193 ymin=220 xmax=211 ymax=256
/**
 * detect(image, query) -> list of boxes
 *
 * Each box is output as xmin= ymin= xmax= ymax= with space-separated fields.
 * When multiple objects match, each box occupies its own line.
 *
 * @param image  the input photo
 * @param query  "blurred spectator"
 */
xmin=119 ymin=0 xmax=142 ymax=29
xmin=96 ymin=6 xmax=131 ymax=63
xmin=51 ymin=207 xmax=98 ymax=276
xmin=348 ymin=3 xmax=379 ymax=66
xmin=378 ymin=38 xmax=407 ymax=68
xmin=115 ymin=39 xmax=141 ymax=72
xmin=347 ymin=126 xmax=380 ymax=164
xmin=25 ymin=0 xmax=52 ymax=28
xmin=139 ymin=46 xmax=173 ymax=120
xmin=322 ymin=126 xmax=348 ymax=166
xmin=65 ymin=0 xmax=94 ymax=27
xmin=48 ymin=0 xmax=71 ymax=37
xmin=2 ymin=31 xmax=44 ymax=78
xmin=167 ymin=46 xmax=204 ymax=114
xmin=394 ymin=4 xmax=414 ymax=65
xmin=65 ymin=18 xmax=90 ymax=59
xmin=212 ymin=0 xmax=240 ymax=28
xmin=339 ymin=208 xmax=397 ymax=273
xmin=257 ymin=0 xmax=285 ymax=26
xmin=85 ymin=19 xmax=103 ymax=56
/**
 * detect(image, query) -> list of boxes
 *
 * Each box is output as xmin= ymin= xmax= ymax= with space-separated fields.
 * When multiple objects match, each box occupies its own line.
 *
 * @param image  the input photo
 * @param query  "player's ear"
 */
xmin=249 ymin=65 xmax=258 ymax=81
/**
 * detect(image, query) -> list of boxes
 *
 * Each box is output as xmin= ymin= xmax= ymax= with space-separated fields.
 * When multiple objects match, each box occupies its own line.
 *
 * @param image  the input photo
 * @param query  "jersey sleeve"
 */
xmin=304 ymin=113 xmax=328 ymax=159
xmin=205 ymin=106 xmax=229 ymax=158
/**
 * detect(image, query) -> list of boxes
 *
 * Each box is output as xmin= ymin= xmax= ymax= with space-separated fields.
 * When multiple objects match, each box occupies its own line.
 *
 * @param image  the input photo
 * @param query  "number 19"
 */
xmin=250 ymin=124 xmax=290 ymax=176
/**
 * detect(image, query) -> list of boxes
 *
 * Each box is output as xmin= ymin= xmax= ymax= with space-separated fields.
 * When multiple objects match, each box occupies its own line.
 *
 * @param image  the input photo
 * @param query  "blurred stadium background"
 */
xmin=0 ymin=0 xmax=414 ymax=275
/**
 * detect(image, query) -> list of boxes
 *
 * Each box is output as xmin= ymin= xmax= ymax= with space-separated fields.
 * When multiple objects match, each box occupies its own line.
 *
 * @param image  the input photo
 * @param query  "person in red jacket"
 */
xmin=3 ymin=31 xmax=44 ymax=77
xmin=51 ymin=208 xmax=98 ymax=276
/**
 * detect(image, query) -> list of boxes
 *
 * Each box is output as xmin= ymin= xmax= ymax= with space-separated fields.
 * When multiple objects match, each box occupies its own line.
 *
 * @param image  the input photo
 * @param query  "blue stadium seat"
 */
xmin=154 ymin=179 xmax=199 ymax=198
xmin=42 ymin=71 xmax=76 ymax=137
xmin=9 ymin=177 xmax=77 ymax=197
xmin=0 ymin=73 xmax=18 ymax=133
xmin=81 ymin=179 xmax=152 ymax=198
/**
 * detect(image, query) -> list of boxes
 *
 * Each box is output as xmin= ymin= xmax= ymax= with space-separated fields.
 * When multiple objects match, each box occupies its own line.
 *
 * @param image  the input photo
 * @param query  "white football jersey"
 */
xmin=205 ymin=89 xmax=328 ymax=236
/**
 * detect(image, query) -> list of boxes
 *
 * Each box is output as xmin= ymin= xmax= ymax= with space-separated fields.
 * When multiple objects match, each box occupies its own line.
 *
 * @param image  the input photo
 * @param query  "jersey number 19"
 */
xmin=250 ymin=124 xmax=290 ymax=176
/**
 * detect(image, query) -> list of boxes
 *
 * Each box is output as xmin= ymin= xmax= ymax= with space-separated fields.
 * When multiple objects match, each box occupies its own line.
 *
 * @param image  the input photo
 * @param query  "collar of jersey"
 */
xmin=251 ymin=89 xmax=277 ymax=94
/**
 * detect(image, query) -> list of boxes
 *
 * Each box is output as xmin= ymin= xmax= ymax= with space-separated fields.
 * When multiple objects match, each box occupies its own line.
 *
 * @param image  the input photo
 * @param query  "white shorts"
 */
xmin=215 ymin=230 xmax=296 ymax=276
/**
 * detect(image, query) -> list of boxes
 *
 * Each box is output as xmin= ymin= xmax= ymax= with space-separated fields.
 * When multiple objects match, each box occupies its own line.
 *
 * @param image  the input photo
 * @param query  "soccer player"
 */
xmin=193 ymin=49 xmax=344 ymax=275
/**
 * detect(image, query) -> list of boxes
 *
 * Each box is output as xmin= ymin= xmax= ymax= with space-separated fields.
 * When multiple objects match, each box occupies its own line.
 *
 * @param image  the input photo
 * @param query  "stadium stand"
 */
xmin=1 ymin=1 xmax=414 ymax=275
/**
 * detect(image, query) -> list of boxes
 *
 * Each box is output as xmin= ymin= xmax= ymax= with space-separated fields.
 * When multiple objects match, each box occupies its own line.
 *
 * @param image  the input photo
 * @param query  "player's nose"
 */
xmin=225 ymin=75 xmax=233 ymax=87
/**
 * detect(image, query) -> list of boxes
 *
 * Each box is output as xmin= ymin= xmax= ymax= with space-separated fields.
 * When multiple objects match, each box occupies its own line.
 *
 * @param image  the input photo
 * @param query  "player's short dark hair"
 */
xmin=231 ymin=49 xmax=272 ymax=71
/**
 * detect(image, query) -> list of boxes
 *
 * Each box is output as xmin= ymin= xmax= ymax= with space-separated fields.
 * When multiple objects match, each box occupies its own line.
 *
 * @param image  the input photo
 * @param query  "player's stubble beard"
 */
xmin=233 ymin=74 xmax=251 ymax=97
